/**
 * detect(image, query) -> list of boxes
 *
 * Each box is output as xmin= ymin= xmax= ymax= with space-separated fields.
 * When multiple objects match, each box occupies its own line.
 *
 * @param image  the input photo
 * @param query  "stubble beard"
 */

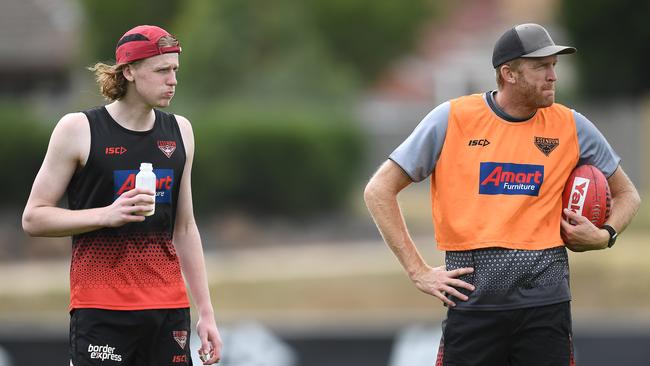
xmin=518 ymin=78 xmax=554 ymax=109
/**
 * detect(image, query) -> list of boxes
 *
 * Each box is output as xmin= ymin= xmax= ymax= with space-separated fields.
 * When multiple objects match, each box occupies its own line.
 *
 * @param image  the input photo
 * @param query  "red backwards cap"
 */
xmin=115 ymin=25 xmax=181 ymax=65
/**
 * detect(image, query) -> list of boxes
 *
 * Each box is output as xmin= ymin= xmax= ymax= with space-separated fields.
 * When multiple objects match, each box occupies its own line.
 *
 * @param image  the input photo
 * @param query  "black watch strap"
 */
xmin=602 ymin=224 xmax=618 ymax=248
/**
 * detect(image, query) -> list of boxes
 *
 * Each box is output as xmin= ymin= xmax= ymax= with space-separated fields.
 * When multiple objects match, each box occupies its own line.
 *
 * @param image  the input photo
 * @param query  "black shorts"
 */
xmin=436 ymin=302 xmax=575 ymax=366
xmin=70 ymin=308 xmax=193 ymax=366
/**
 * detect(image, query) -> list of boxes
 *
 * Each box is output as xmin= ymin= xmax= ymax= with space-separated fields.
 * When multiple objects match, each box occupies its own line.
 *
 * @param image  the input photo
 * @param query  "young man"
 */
xmin=364 ymin=23 xmax=640 ymax=365
xmin=22 ymin=25 xmax=222 ymax=365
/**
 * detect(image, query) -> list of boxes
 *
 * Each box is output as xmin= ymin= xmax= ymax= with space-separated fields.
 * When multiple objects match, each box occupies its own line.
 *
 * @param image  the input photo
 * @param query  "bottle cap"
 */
xmin=140 ymin=162 xmax=153 ymax=170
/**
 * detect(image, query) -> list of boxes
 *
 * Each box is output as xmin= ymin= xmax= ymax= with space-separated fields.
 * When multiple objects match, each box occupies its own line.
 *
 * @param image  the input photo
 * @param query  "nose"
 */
xmin=547 ymin=66 xmax=557 ymax=82
xmin=167 ymin=70 xmax=177 ymax=86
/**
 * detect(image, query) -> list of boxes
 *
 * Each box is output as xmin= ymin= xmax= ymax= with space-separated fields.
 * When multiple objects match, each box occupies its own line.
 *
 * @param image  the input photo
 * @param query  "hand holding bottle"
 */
xmin=135 ymin=163 xmax=157 ymax=216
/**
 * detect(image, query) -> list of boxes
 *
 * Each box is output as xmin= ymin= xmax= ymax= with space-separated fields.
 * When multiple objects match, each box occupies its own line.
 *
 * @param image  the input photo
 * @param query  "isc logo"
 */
xmin=566 ymin=177 xmax=590 ymax=216
xmin=468 ymin=139 xmax=490 ymax=147
xmin=172 ymin=355 xmax=187 ymax=363
xmin=479 ymin=162 xmax=544 ymax=196
xmin=105 ymin=146 xmax=127 ymax=155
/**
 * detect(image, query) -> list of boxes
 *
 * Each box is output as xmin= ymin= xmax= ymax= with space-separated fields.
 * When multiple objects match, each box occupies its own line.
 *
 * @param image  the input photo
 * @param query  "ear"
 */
xmin=122 ymin=64 xmax=136 ymax=82
xmin=500 ymin=64 xmax=517 ymax=84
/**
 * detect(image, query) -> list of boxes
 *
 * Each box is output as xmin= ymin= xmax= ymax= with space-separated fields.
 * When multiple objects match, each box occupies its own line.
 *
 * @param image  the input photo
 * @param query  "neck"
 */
xmin=105 ymin=98 xmax=156 ymax=131
xmin=494 ymin=88 xmax=536 ymax=120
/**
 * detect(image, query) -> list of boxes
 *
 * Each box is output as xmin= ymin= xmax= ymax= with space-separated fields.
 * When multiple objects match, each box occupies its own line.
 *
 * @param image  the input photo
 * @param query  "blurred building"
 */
xmin=0 ymin=0 xmax=81 ymax=98
xmin=369 ymin=0 xmax=564 ymax=103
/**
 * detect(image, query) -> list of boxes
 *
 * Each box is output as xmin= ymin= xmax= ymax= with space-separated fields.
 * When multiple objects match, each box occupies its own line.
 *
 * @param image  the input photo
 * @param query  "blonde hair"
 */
xmin=87 ymin=62 xmax=131 ymax=101
xmin=88 ymin=35 xmax=179 ymax=101
xmin=157 ymin=35 xmax=179 ymax=49
xmin=495 ymin=59 xmax=524 ymax=90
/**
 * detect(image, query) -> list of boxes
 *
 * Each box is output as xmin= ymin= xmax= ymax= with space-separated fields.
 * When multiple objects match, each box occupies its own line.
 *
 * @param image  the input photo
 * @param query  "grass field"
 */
xmin=1 ymin=231 xmax=649 ymax=334
xmin=1 ymin=185 xmax=647 ymax=333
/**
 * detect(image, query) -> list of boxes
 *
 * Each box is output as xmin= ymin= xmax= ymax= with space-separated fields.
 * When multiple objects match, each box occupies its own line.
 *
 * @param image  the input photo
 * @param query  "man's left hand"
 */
xmin=561 ymin=208 xmax=609 ymax=252
xmin=196 ymin=315 xmax=223 ymax=365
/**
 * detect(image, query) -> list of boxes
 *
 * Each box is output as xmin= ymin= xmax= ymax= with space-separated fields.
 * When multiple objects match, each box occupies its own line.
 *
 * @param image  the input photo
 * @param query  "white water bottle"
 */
xmin=135 ymin=162 xmax=156 ymax=216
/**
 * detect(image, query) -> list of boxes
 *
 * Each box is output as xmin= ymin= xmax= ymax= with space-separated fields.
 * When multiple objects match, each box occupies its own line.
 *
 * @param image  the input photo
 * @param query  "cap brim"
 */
xmin=522 ymin=45 xmax=576 ymax=58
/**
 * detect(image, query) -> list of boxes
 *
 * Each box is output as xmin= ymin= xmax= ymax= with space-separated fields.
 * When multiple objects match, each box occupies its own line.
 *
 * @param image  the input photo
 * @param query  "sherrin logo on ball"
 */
xmin=562 ymin=165 xmax=611 ymax=227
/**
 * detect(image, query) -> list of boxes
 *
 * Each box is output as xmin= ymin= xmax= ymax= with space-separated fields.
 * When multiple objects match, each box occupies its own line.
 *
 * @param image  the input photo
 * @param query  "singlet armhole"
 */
xmin=74 ymin=111 xmax=94 ymax=178
xmin=171 ymin=113 xmax=189 ymax=162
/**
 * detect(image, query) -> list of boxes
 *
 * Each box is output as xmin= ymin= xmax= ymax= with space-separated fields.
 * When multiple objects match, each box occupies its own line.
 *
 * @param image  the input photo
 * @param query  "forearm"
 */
xmin=607 ymin=189 xmax=641 ymax=234
xmin=606 ymin=167 xmax=642 ymax=234
xmin=364 ymin=185 xmax=428 ymax=278
xmin=22 ymin=205 xmax=105 ymax=237
xmin=175 ymin=223 xmax=214 ymax=317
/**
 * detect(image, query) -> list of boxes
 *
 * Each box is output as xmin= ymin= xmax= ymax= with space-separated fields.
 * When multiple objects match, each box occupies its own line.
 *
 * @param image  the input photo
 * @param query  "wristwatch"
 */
xmin=602 ymin=224 xmax=618 ymax=248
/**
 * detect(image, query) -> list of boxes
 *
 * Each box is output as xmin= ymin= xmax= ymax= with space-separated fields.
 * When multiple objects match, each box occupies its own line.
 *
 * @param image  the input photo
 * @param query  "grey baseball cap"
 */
xmin=492 ymin=23 xmax=576 ymax=68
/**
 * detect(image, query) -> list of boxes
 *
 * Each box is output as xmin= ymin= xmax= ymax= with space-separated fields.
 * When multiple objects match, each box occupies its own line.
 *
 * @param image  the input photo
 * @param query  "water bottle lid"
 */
xmin=140 ymin=162 xmax=153 ymax=170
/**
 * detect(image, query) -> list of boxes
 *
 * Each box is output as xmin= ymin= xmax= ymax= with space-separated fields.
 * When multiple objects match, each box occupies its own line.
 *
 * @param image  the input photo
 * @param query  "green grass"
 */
xmin=1 ymin=200 xmax=648 ymax=329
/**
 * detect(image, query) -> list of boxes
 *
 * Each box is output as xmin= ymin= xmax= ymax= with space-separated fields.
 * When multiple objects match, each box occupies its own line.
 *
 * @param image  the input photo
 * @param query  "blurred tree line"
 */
xmin=0 ymin=103 xmax=50 ymax=208
xmin=6 ymin=0 xmax=648 ymax=218
xmin=82 ymin=0 xmax=435 ymax=98
xmin=562 ymin=0 xmax=650 ymax=98
xmin=3 ymin=0 xmax=438 ymax=217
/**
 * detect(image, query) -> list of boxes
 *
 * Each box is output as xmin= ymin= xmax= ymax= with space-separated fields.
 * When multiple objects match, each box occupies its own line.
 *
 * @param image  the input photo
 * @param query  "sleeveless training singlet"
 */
xmin=431 ymin=93 xmax=579 ymax=251
xmin=390 ymin=91 xmax=620 ymax=310
xmin=66 ymin=107 xmax=190 ymax=311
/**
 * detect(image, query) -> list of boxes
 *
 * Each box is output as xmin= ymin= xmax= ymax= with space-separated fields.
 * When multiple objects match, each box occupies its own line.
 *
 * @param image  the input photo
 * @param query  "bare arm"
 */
xmin=364 ymin=160 xmax=474 ymax=307
xmin=173 ymin=115 xmax=222 ymax=364
xmin=562 ymin=166 xmax=641 ymax=251
xmin=22 ymin=113 xmax=154 ymax=237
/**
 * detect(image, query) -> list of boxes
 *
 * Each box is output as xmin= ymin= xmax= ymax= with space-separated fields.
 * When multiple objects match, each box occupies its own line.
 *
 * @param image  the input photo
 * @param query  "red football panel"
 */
xmin=562 ymin=165 xmax=611 ymax=227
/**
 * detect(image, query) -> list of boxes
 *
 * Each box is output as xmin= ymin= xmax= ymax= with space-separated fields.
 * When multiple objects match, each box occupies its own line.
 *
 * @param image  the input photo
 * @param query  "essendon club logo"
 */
xmin=158 ymin=140 xmax=177 ymax=158
xmin=105 ymin=146 xmax=127 ymax=155
xmin=534 ymin=136 xmax=559 ymax=156
xmin=173 ymin=331 xmax=188 ymax=349
xmin=479 ymin=162 xmax=544 ymax=196
xmin=113 ymin=169 xmax=174 ymax=203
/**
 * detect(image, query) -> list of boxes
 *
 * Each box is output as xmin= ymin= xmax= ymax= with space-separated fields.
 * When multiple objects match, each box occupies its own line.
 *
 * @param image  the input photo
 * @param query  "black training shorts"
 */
xmin=70 ymin=308 xmax=193 ymax=366
xmin=436 ymin=302 xmax=575 ymax=366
